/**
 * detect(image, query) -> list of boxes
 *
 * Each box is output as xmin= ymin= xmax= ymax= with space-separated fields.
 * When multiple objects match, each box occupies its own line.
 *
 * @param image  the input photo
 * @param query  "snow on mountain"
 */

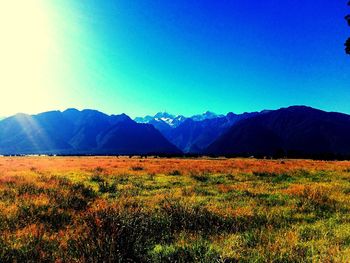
xmin=190 ymin=111 xmax=224 ymax=122
xmin=135 ymin=112 xmax=187 ymax=128
xmin=134 ymin=115 xmax=154 ymax=123
xmin=134 ymin=111 xmax=224 ymax=127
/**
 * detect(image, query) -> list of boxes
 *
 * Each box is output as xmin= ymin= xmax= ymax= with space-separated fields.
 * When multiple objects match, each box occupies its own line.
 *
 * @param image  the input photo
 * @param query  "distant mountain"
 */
xmin=205 ymin=106 xmax=350 ymax=158
xmin=135 ymin=112 xmax=187 ymax=133
xmin=135 ymin=111 xmax=223 ymax=128
xmin=135 ymin=111 xmax=265 ymax=153
xmin=165 ymin=112 xmax=260 ymax=153
xmin=134 ymin=111 xmax=232 ymax=150
xmin=0 ymin=109 xmax=181 ymax=155
xmin=134 ymin=115 xmax=154 ymax=124
xmin=190 ymin=111 xmax=224 ymax=121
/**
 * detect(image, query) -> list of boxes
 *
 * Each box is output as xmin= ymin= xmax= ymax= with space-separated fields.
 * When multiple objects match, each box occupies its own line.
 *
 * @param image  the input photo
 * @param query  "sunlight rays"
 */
xmin=12 ymin=114 xmax=53 ymax=153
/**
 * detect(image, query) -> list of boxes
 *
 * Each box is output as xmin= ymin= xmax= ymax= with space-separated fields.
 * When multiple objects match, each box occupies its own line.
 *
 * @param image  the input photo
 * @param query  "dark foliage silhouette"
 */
xmin=346 ymin=2 xmax=350 ymax=54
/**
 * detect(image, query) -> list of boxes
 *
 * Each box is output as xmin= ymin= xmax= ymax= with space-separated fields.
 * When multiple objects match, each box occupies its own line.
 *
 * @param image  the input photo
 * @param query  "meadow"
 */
xmin=0 ymin=157 xmax=350 ymax=262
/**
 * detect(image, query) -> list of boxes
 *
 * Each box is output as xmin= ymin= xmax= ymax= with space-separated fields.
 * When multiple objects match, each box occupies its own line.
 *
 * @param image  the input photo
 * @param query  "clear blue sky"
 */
xmin=1 ymin=1 xmax=349 ymax=117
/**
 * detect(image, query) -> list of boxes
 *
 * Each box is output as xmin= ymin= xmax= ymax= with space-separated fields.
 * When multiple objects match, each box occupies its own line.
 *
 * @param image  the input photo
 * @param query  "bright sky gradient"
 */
xmin=0 ymin=1 xmax=349 ymax=117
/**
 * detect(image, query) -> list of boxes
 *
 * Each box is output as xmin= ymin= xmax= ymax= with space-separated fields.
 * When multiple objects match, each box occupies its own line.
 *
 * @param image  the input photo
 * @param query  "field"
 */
xmin=0 ymin=157 xmax=350 ymax=262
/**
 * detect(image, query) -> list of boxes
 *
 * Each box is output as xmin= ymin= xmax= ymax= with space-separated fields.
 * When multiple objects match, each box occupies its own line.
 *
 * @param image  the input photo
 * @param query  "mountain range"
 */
xmin=1 ymin=106 xmax=350 ymax=159
xmin=134 ymin=111 xmax=222 ymax=132
xmin=134 ymin=111 xmax=235 ymax=152
xmin=0 ymin=109 xmax=180 ymax=155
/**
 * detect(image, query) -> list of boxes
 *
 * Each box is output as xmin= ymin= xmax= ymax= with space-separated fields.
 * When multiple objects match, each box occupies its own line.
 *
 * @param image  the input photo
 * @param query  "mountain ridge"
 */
xmin=205 ymin=106 xmax=350 ymax=158
xmin=0 ymin=109 xmax=181 ymax=155
xmin=1 ymin=106 xmax=350 ymax=159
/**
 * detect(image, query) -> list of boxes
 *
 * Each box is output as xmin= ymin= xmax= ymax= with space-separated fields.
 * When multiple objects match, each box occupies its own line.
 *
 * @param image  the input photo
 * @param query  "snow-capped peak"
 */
xmin=190 ymin=111 xmax=223 ymax=121
xmin=154 ymin=114 xmax=187 ymax=127
xmin=134 ymin=112 xmax=187 ymax=128
xmin=134 ymin=111 xmax=224 ymax=128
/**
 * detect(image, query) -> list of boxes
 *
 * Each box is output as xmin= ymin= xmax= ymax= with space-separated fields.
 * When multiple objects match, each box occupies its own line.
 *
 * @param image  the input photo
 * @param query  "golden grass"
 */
xmin=0 ymin=156 xmax=350 ymax=262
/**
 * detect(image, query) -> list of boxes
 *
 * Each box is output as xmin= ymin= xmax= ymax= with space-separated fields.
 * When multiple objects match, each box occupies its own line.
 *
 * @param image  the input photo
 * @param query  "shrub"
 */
xmin=130 ymin=166 xmax=144 ymax=171
xmin=92 ymin=166 xmax=104 ymax=174
xmin=253 ymin=171 xmax=276 ymax=178
xmin=17 ymin=183 xmax=45 ymax=196
xmin=272 ymin=173 xmax=294 ymax=183
xmin=70 ymin=183 xmax=97 ymax=199
xmin=90 ymin=174 xmax=104 ymax=183
xmin=98 ymin=181 xmax=118 ymax=194
xmin=190 ymin=174 xmax=210 ymax=183
xmin=168 ymin=170 xmax=182 ymax=176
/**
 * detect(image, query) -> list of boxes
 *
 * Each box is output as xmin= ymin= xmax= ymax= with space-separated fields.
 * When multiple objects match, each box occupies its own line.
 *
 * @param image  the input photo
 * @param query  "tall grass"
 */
xmin=0 ymin=157 xmax=350 ymax=262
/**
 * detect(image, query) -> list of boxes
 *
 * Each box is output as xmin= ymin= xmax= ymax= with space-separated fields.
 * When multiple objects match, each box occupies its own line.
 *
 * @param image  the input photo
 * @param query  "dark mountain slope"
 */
xmin=206 ymin=106 xmax=350 ymax=158
xmin=63 ymin=109 xmax=120 ymax=150
xmin=0 ymin=109 xmax=181 ymax=155
xmin=97 ymin=121 xmax=181 ymax=155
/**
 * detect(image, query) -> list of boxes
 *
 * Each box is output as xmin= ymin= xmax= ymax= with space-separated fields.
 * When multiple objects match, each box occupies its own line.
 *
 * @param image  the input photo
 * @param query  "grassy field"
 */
xmin=0 ymin=157 xmax=350 ymax=262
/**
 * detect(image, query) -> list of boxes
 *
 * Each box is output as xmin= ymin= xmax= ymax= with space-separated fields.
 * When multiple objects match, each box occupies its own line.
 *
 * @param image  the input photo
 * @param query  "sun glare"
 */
xmin=0 ymin=0 xmax=57 ymax=115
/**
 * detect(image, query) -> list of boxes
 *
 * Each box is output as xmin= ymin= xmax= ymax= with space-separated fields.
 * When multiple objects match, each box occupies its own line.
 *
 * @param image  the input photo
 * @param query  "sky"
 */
xmin=0 ymin=0 xmax=349 ymax=117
